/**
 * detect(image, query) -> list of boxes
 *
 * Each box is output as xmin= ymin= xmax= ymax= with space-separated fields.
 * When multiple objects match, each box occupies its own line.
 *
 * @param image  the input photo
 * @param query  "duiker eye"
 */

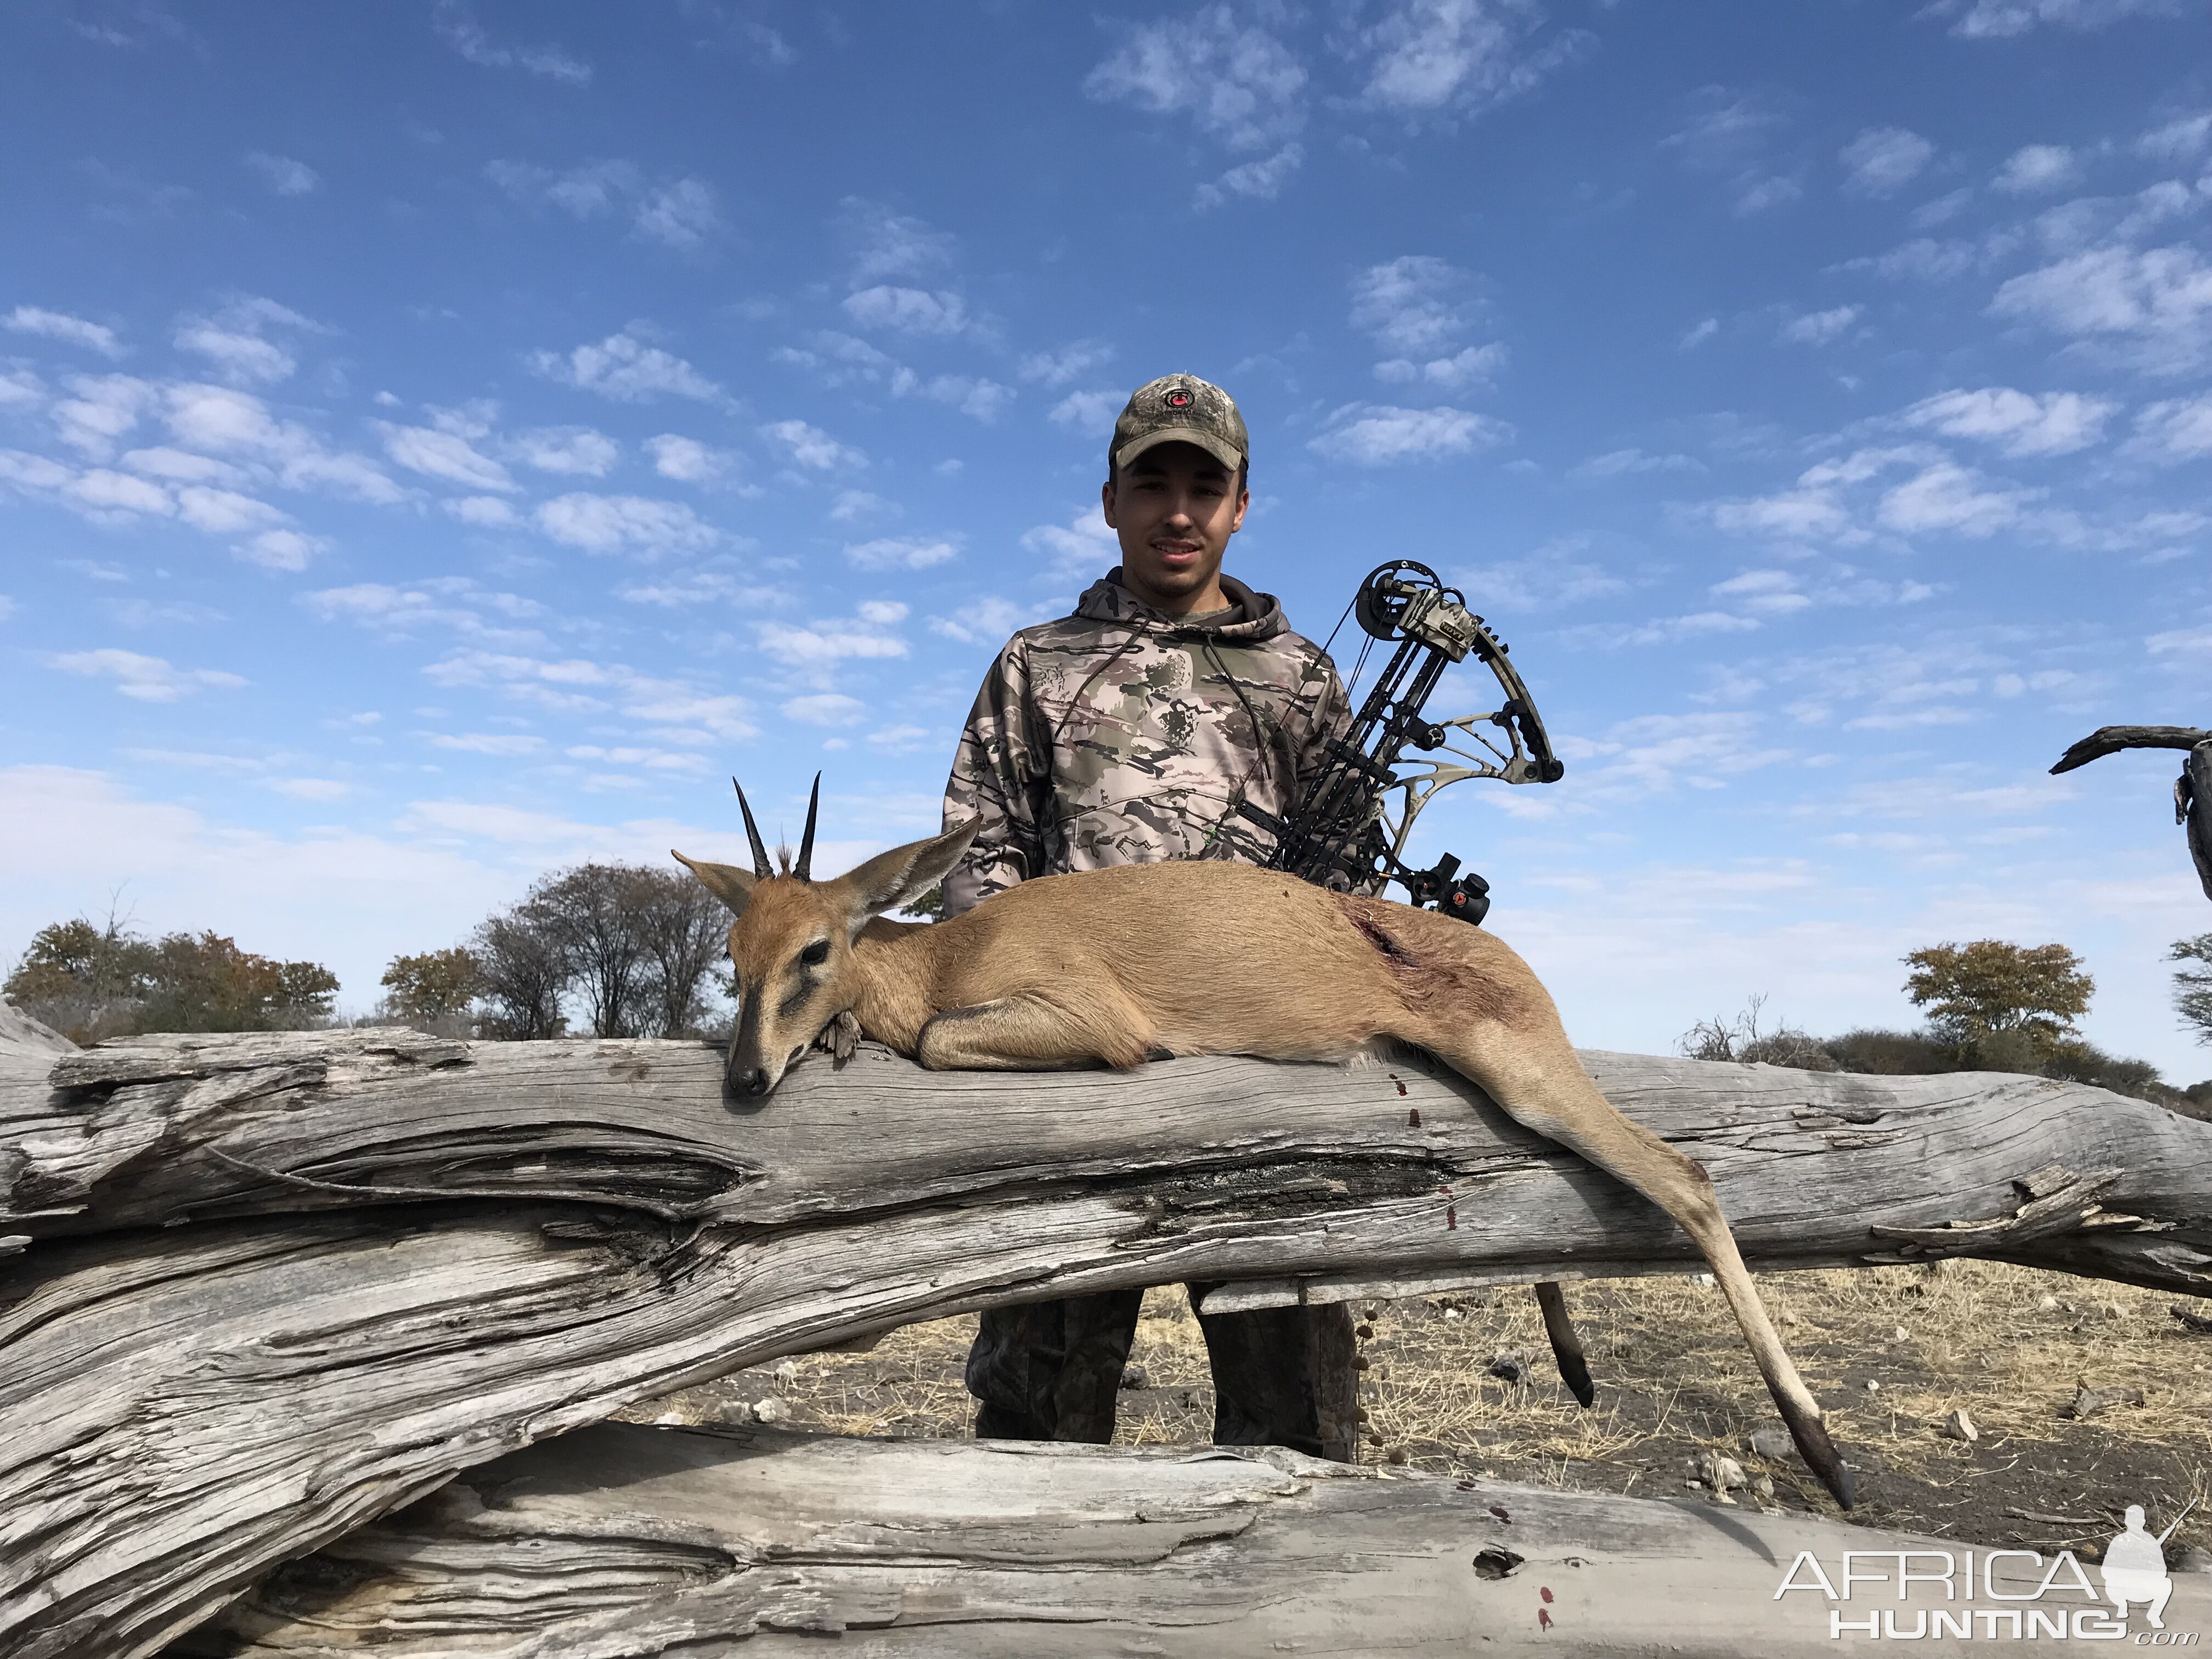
xmin=798 ymin=939 xmax=831 ymax=968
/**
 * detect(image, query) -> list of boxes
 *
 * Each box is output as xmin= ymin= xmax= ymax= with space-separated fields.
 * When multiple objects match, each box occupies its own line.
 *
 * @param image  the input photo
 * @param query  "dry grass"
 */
xmin=633 ymin=1261 xmax=2211 ymax=1558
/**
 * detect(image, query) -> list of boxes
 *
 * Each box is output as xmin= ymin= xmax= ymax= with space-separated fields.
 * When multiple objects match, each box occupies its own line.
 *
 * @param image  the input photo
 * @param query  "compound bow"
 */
xmin=1239 ymin=560 xmax=1565 ymax=926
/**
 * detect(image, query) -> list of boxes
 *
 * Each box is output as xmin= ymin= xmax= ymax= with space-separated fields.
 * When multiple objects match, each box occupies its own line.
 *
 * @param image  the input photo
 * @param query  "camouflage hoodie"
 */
xmin=940 ymin=568 xmax=1352 ymax=917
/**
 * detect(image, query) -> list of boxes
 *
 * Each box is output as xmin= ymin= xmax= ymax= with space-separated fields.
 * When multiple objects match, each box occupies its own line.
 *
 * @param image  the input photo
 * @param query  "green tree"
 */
xmin=7 ymin=918 xmax=337 ymax=1039
xmin=3 ymin=915 xmax=159 ymax=1042
xmin=2174 ymin=933 xmax=2212 ymax=1046
xmin=1903 ymin=939 xmax=2094 ymax=1067
xmin=135 ymin=931 xmax=338 ymax=1032
xmin=380 ymin=947 xmax=483 ymax=1023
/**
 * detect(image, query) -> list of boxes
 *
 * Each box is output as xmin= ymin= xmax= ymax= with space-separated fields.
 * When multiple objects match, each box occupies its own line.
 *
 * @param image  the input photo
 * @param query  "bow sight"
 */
xmin=1239 ymin=560 xmax=1564 ymax=926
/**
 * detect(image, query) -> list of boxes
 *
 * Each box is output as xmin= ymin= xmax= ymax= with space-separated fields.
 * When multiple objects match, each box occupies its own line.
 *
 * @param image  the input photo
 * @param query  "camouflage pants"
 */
xmin=964 ymin=1285 xmax=1358 ymax=1461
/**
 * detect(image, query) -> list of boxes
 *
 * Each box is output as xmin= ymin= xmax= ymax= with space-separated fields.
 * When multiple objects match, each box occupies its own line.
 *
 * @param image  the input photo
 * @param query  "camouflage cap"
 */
xmin=1110 ymin=373 xmax=1249 ymax=475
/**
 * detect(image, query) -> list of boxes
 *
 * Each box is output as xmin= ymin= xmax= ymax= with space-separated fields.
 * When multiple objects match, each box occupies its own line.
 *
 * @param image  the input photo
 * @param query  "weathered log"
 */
xmin=168 ymin=1422 xmax=2212 ymax=1658
xmin=5 ymin=1026 xmax=2210 ymax=1658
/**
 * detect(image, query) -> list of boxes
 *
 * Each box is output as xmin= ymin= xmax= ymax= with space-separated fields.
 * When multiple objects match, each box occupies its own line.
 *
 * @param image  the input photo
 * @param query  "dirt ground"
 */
xmin=627 ymin=1260 xmax=2212 ymax=1565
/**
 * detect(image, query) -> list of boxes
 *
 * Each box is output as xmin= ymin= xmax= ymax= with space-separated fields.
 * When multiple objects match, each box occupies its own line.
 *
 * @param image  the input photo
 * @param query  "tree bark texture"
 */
xmin=166 ymin=1421 xmax=2212 ymax=1658
xmin=4 ymin=1024 xmax=2209 ymax=1658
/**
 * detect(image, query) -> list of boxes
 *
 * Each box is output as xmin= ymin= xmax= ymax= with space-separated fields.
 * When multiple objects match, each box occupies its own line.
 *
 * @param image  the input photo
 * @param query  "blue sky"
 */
xmin=2 ymin=0 xmax=2208 ymax=1074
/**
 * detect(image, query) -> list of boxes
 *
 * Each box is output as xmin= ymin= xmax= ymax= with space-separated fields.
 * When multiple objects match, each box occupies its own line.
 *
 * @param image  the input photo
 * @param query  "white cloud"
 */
xmin=1355 ymin=0 xmax=1587 ymax=116
xmin=156 ymin=383 xmax=399 ymax=504
xmin=1876 ymin=461 xmax=2035 ymax=537
xmin=1194 ymin=143 xmax=1304 ymax=209
xmin=914 ymin=373 xmax=1014 ymax=421
xmin=486 ymin=159 xmax=638 ymax=216
xmin=1989 ymin=242 xmax=2212 ymax=369
xmin=1710 ymin=568 xmax=1812 ymax=616
xmin=1308 ymin=403 xmax=1512 ymax=465
xmin=245 ymin=152 xmax=320 ymax=196
xmin=1563 ymin=611 xmax=1767 ymax=650
xmin=120 ymin=445 xmax=246 ymax=484
xmin=1679 ymin=317 xmax=1719 ymax=349
xmin=565 ymin=745 xmax=712 ymax=773
xmin=846 ymin=536 xmax=958 ymax=571
xmin=173 ymin=321 xmax=295 ymax=385
xmin=838 ymin=198 xmax=956 ymax=284
xmin=534 ymin=492 xmax=717 ymax=556
xmin=1083 ymin=4 xmax=1306 ymax=151
xmin=1900 ymin=387 xmax=2115 ymax=456
xmin=510 ymin=426 xmax=618 ymax=476
xmin=2136 ymin=111 xmax=2212 ymax=163
xmin=424 ymin=648 xmax=757 ymax=741
xmin=1350 ymin=255 xmax=1473 ymax=356
xmin=427 ymin=731 xmax=545 ymax=755
xmin=270 ymin=777 xmax=350 ymax=800
xmin=828 ymin=489 xmax=893 ymax=522
xmin=2127 ymin=395 xmax=2212 ymax=462
xmin=378 ymin=422 xmax=515 ymax=491
xmin=842 ymin=285 xmax=971 ymax=336
xmin=1838 ymin=127 xmax=1933 ymax=196
xmin=176 ymin=484 xmax=286 ymax=533
xmin=1568 ymin=448 xmax=1702 ymax=479
xmin=1020 ymin=504 xmax=1121 ymax=578
xmin=929 ymin=595 xmax=1038 ymax=645
xmin=866 ymin=725 xmax=932 ymax=753
xmin=528 ymin=329 xmax=723 ymax=402
xmin=1049 ymin=390 xmax=1122 ymax=435
xmin=301 ymin=578 xmax=545 ymax=640
xmin=433 ymin=0 xmax=591 ymax=82
xmin=1733 ymin=174 xmax=1804 ymax=216
xmin=1374 ymin=342 xmax=1508 ymax=390
xmin=1778 ymin=305 xmax=1862 ymax=346
xmin=1935 ymin=0 xmax=2180 ymax=37
xmin=1849 ymin=238 xmax=1978 ymax=283
xmin=757 ymin=606 xmax=909 ymax=667
xmin=760 ymin=419 xmax=866 ymax=470
xmin=645 ymin=433 xmax=737 ymax=484
xmin=235 ymin=528 xmax=328 ymax=570
xmin=48 ymin=647 xmax=246 ymax=702
xmin=782 ymin=693 xmax=867 ymax=726
xmin=633 ymin=179 xmax=720 ymax=249
xmin=1449 ymin=547 xmax=1629 ymax=610
xmin=69 ymin=466 xmax=172 ymax=516
xmin=1993 ymin=143 xmax=2081 ymax=194
xmin=444 ymin=495 xmax=520 ymax=527
xmin=5 ymin=306 xmax=123 ymax=357
xmin=1018 ymin=341 xmax=1115 ymax=386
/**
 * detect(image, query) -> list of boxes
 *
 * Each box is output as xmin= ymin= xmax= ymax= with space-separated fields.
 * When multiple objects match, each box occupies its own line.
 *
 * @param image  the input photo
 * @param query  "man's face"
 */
xmin=1101 ymin=441 xmax=1248 ymax=614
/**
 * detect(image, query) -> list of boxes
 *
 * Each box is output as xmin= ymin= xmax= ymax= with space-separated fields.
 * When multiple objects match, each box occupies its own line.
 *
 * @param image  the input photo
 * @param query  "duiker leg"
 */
xmin=917 ymin=989 xmax=1155 ymax=1071
xmin=1437 ymin=1025 xmax=1855 ymax=1508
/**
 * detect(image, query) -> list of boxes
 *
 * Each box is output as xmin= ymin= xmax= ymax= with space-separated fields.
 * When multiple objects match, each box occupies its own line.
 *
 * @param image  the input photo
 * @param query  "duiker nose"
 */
xmin=738 ymin=1066 xmax=771 ymax=1097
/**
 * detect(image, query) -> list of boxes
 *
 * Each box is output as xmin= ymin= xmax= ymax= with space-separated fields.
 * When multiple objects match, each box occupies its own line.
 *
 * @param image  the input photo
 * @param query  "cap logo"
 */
xmin=1164 ymin=388 xmax=1193 ymax=409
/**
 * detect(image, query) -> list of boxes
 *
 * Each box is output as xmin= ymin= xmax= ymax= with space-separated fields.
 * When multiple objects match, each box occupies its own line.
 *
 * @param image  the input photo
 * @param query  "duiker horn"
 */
xmin=732 ymin=778 xmax=772 ymax=879
xmin=794 ymin=772 xmax=822 ymax=882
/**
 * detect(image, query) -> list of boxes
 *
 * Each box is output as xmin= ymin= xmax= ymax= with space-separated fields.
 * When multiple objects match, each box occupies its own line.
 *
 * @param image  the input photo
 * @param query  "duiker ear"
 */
xmin=672 ymin=850 xmax=758 ymax=916
xmin=828 ymin=817 xmax=981 ymax=922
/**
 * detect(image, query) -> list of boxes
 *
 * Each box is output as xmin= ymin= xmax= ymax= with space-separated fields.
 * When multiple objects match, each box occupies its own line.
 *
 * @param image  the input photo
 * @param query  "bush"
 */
xmin=1676 ymin=995 xmax=1838 ymax=1071
xmin=1820 ymin=1028 xmax=1955 ymax=1075
xmin=2041 ymin=1040 xmax=2170 ymax=1104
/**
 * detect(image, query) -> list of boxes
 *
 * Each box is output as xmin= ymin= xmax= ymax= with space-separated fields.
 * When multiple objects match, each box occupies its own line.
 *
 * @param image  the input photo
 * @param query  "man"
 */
xmin=938 ymin=371 xmax=1359 ymax=1460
